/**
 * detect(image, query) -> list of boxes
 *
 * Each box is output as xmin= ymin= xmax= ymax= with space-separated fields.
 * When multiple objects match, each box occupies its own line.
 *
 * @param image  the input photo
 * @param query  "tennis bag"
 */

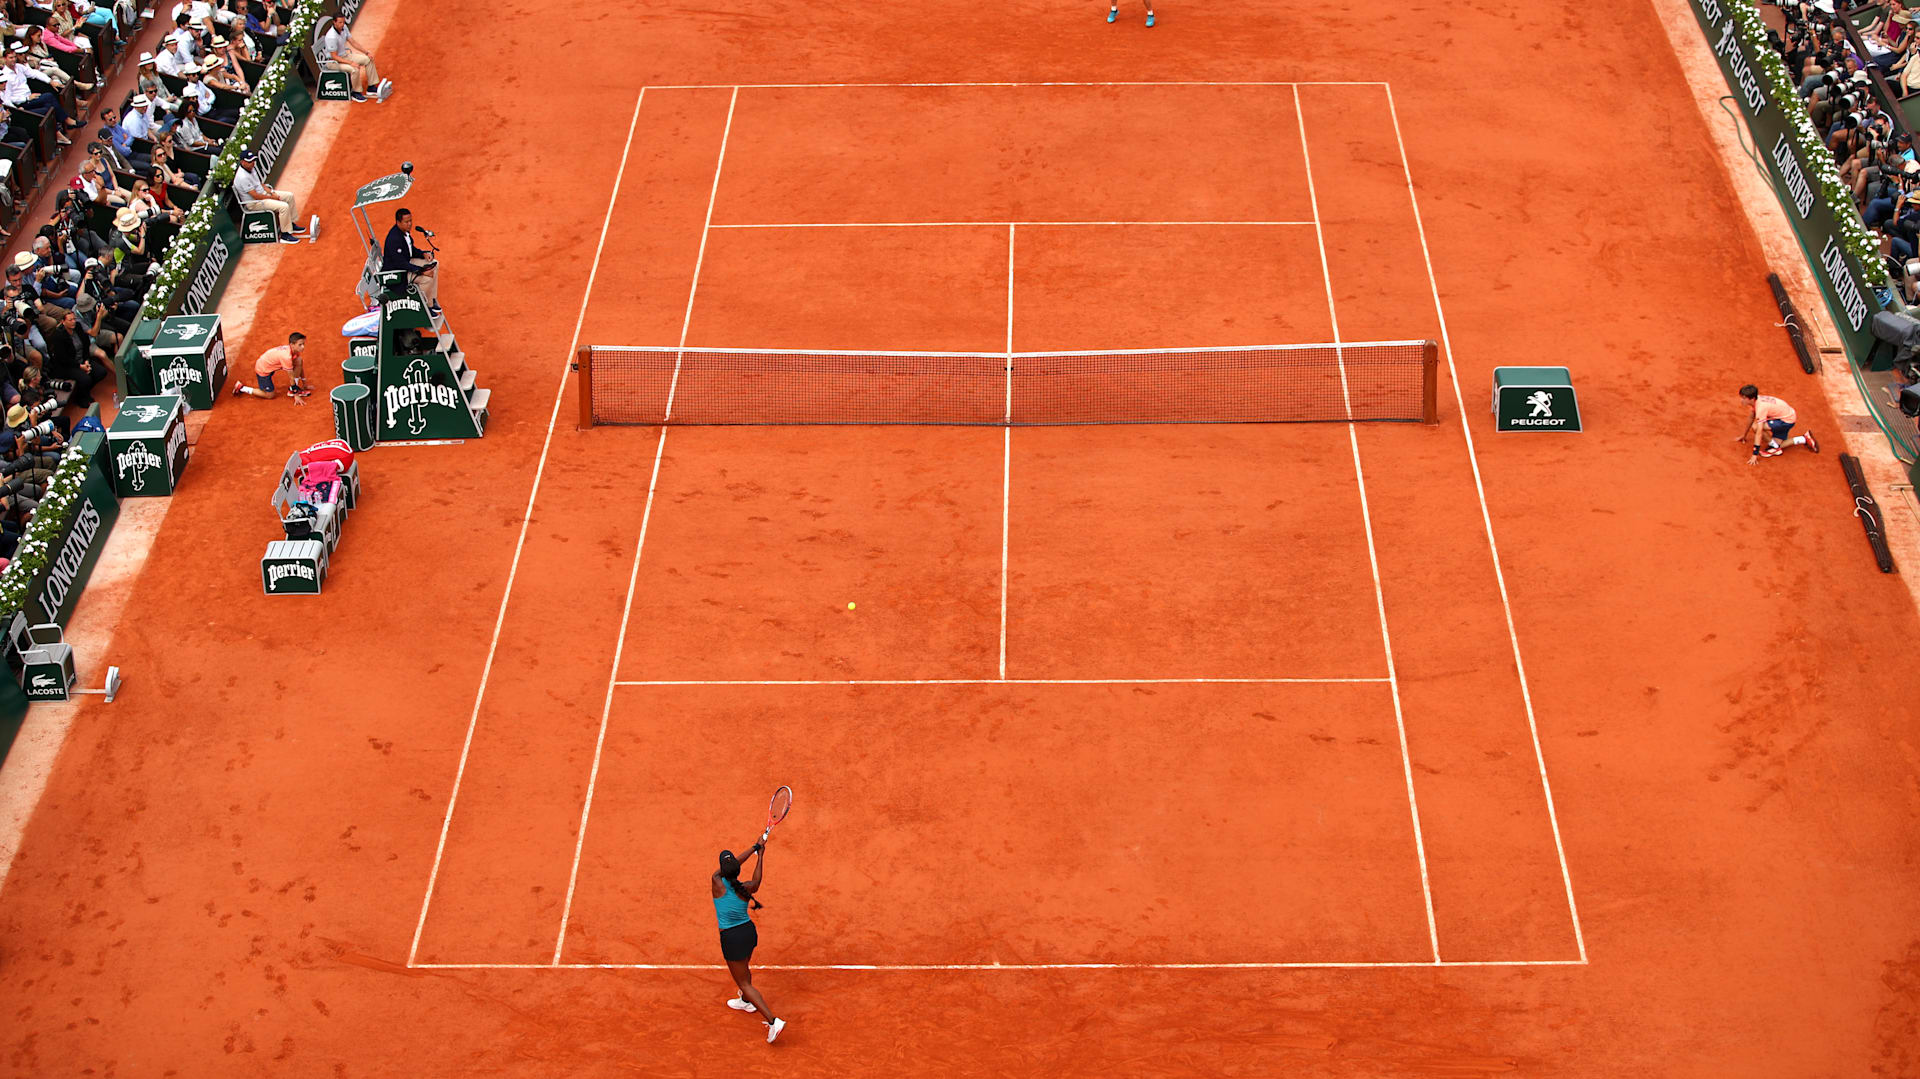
xmin=281 ymin=502 xmax=319 ymax=541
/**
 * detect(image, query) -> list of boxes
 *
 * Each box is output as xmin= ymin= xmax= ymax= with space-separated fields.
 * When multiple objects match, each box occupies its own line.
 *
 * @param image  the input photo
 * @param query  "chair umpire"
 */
xmin=381 ymin=206 xmax=439 ymax=315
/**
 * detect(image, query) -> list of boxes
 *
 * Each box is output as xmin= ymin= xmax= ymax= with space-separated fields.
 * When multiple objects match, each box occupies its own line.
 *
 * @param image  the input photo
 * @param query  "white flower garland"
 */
xmin=1728 ymin=0 xmax=1881 ymax=270
xmin=140 ymin=0 xmax=328 ymax=318
xmin=0 ymin=440 xmax=96 ymax=622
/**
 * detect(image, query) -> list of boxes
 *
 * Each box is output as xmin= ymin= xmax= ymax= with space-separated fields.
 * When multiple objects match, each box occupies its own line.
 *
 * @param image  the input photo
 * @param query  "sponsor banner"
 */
xmin=179 ymin=216 xmax=239 ymax=317
xmin=250 ymin=73 xmax=314 ymax=186
xmin=316 ymin=68 xmax=353 ymax=101
xmin=267 ymin=562 xmax=318 ymax=588
xmin=22 ymin=663 xmax=69 ymax=701
xmin=1495 ymin=383 xmax=1583 ymax=433
xmin=382 ymin=373 xmax=464 ymax=436
xmin=24 ymin=433 xmax=121 ymax=629
xmin=241 ymin=211 xmax=279 ymax=244
xmin=262 ymin=546 xmax=324 ymax=595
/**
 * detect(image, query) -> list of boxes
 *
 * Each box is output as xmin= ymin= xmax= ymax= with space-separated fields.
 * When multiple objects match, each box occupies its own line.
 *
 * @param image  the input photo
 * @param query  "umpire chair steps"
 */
xmin=431 ymin=311 xmax=491 ymax=423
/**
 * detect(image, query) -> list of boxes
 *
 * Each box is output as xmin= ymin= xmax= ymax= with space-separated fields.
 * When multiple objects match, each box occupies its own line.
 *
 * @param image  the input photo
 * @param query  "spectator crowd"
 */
xmin=0 ymin=0 xmax=307 ymax=567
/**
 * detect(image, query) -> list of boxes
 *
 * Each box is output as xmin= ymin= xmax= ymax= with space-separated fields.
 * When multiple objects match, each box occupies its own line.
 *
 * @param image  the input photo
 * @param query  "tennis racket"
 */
xmin=760 ymin=785 xmax=793 ymax=845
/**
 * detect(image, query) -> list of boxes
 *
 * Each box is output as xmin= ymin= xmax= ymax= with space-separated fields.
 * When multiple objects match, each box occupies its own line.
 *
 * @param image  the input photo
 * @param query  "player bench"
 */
xmin=262 ymin=449 xmax=360 ymax=595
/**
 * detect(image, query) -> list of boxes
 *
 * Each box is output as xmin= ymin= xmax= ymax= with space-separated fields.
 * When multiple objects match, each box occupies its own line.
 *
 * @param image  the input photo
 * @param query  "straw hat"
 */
xmin=114 ymin=207 xmax=142 ymax=233
xmin=6 ymin=405 xmax=27 ymax=428
xmin=11 ymin=252 xmax=34 ymax=271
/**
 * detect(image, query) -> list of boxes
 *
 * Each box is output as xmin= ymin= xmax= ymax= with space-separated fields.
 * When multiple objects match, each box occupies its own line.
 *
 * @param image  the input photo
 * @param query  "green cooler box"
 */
xmin=148 ymin=314 xmax=229 ymax=410
xmin=108 ymin=394 xmax=190 ymax=497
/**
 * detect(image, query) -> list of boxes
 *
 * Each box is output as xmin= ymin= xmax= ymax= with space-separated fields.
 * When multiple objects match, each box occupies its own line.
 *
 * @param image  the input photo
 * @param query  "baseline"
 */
xmin=613 ymin=677 xmax=1388 ymax=686
xmin=709 ymin=221 xmax=1319 ymax=228
xmin=646 ymin=81 xmax=1391 ymax=90
xmin=413 ymin=959 xmax=1587 ymax=971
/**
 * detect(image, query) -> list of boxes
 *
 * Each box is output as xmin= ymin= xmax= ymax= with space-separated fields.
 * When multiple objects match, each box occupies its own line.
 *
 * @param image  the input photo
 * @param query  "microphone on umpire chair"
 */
xmin=414 ymin=226 xmax=435 ymax=238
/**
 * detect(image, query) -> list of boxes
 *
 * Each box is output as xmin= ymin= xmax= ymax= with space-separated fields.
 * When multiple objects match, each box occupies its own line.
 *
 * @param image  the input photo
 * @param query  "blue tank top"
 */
xmin=714 ymin=878 xmax=751 ymax=929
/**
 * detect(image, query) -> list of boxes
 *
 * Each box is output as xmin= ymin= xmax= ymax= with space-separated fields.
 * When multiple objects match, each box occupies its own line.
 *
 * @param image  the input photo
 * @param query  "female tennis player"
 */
xmin=713 ymin=839 xmax=785 ymax=1043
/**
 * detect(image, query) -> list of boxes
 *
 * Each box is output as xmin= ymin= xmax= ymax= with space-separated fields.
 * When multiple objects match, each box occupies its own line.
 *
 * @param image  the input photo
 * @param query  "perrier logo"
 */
xmin=158 ymin=356 xmax=203 ymax=391
xmin=382 ymin=359 xmax=461 ymax=435
xmin=116 ymin=444 xmax=164 ymax=490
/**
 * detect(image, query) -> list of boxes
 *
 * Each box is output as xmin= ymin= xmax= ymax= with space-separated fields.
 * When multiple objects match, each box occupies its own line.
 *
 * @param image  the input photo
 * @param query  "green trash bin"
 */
xmin=331 ymin=383 xmax=374 ymax=451
xmin=343 ymin=354 xmax=376 ymax=393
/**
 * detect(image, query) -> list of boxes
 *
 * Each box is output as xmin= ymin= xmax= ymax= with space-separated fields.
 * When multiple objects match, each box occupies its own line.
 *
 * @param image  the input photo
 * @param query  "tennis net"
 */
xmin=575 ymin=341 xmax=1439 ymax=427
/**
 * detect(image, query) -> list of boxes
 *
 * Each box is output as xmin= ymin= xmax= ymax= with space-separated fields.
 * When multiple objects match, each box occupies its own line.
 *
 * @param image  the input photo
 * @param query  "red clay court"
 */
xmin=4 ymin=4 xmax=1920 ymax=1077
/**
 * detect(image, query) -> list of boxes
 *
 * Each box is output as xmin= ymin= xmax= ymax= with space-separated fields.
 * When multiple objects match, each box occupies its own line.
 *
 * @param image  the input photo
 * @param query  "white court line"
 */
xmin=1381 ymin=85 xmax=1586 ymax=963
xmin=710 ymin=220 xmax=1318 ymax=229
xmin=612 ymin=677 xmax=1390 ymax=687
xmin=403 ymin=88 xmax=650 ymax=969
xmin=1000 ymin=223 xmax=1015 ymax=680
xmin=1294 ymin=85 xmax=1441 ymax=964
xmin=592 ymin=341 xmax=1424 ymax=358
xmin=645 ymin=81 xmax=1392 ymax=90
xmin=551 ymin=88 xmax=742 ymax=968
xmin=410 ymin=959 xmax=1586 ymax=971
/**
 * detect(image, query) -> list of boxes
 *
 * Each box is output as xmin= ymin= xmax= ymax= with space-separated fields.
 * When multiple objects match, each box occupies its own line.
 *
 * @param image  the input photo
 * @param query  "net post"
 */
xmin=575 ymin=346 xmax=594 ymax=429
xmin=1421 ymin=341 xmax=1439 ymax=424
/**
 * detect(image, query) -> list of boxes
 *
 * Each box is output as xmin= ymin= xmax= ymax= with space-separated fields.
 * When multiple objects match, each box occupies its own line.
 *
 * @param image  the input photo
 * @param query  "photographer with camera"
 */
xmin=4 ymin=271 xmax=48 ymax=368
xmin=0 ymin=399 xmax=68 ymax=520
xmin=1843 ymin=136 xmax=1902 ymax=201
xmin=48 ymin=189 xmax=108 ymax=263
xmin=73 ymin=259 xmax=129 ymax=347
xmin=15 ymin=250 xmax=73 ymax=312
xmin=11 ymin=368 xmax=62 ymax=427
xmin=0 ymin=297 xmax=39 ymax=371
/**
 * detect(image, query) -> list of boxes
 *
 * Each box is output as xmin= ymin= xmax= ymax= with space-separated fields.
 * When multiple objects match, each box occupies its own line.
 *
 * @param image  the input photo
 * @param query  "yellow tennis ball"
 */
xmin=847 ymin=602 xmax=856 ymax=610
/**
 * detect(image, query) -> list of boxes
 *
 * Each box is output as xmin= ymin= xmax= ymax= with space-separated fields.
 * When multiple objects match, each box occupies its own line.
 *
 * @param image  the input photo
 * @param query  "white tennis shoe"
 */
xmin=766 ymin=1018 xmax=786 ymax=1043
xmin=726 ymin=997 xmax=757 ymax=1013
